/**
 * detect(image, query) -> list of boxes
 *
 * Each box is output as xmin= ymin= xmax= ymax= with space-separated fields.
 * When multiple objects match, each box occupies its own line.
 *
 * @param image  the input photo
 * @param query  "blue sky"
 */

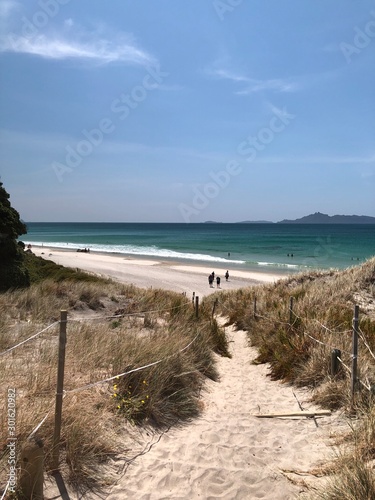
xmin=0 ymin=0 xmax=374 ymax=223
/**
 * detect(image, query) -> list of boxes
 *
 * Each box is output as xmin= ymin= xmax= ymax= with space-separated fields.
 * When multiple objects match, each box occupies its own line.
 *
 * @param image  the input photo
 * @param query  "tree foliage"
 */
xmin=0 ymin=182 xmax=29 ymax=290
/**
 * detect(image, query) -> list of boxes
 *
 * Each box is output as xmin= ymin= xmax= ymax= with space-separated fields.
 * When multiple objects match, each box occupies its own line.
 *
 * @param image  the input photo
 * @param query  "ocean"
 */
xmin=24 ymin=223 xmax=375 ymax=275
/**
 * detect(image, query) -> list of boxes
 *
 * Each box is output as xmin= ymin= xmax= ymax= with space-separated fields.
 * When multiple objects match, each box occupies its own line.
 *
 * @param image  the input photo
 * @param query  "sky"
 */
xmin=0 ymin=0 xmax=374 ymax=223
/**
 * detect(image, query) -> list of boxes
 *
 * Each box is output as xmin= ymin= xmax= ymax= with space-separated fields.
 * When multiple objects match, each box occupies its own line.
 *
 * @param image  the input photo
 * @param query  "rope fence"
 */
xmin=49 ymin=303 xmax=199 ymax=470
xmin=336 ymin=355 xmax=352 ymax=375
xmin=2 ymin=290 xmax=374 ymax=497
xmin=0 ymin=298 xmax=192 ymax=356
xmin=65 ymin=332 xmax=199 ymax=394
xmin=312 ymin=318 xmax=351 ymax=336
xmin=0 ymin=481 xmax=9 ymax=500
xmin=0 ymin=321 xmax=59 ymax=357
xmin=69 ymin=300 xmax=191 ymax=323
xmin=0 ymin=293 xmax=201 ymax=497
xmin=215 ymin=296 xmax=374 ymax=398
xmin=358 ymin=327 xmax=375 ymax=361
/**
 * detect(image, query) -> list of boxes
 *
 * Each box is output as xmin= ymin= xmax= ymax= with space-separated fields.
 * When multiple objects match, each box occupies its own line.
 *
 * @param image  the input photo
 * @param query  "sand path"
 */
xmin=103 ymin=323 xmax=343 ymax=500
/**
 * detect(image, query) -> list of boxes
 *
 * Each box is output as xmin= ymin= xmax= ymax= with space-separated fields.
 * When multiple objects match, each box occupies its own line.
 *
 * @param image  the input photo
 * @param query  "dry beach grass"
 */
xmin=215 ymin=256 xmax=375 ymax=499
xmin=0 ymin=252 xmax=374 ymax=498
xmin=0 ymin=273 xmax=229 ymax=494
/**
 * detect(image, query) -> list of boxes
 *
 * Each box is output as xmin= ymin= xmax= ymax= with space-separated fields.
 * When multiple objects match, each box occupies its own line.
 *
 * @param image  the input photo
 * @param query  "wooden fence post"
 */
xmin=19 ymin=437 xmax=44 ymax=500
xmin=289 ymin=296 xmax=294 ymax=325
xmin=351 ymin=305 xmax=359 ymax=400
xmin=195 ymin=296 xmax=199 ymax=318
xmin=331 ymin=349 xmax=341 ymax=376
xmin=192 ymin=291 xmax=195 ymax=306
xmin=253 ymin=297 xmax=257 ymax=318
xmin=52 ymin=310 xmax=67 ymax=471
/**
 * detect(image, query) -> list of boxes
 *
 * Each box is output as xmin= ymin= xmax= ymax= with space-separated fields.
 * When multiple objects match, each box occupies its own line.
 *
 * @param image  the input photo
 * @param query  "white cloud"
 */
xmin=210 ymin=68 xmax=249 ymax=82
xmin=207 ymin=66 xmax=299 ymax=94
xmin=235 ymin=78 xmax=299 ymax=94
xmin=0 ymin=29 xmax=157 ymax=66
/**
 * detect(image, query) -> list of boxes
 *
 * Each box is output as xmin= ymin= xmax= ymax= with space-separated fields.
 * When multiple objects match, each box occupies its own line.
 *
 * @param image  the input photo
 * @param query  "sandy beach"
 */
xmin=34 ymin=247 xmax=345 ymax=499
xmin=31 ymin=246 xmax=283 ymax=298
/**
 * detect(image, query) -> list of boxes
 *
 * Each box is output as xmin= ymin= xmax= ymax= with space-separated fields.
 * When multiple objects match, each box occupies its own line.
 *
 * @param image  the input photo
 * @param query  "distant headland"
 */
xmin=277 ymin=212 xmax=375 ymax=224
xmin=236 ymin=220 xmax=274 ymax=224
xmin=203 ymin=212 xmax=375 ymax=224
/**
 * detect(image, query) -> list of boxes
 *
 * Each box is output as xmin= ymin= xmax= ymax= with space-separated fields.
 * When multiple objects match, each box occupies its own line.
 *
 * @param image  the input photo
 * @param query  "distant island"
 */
xmin=236 ymin=220 xmax=274 ymax=224
xmin=277 ymin=212 xmax=375 ymax=224
xmin=203 ymin=212 xmax=375 ymax=224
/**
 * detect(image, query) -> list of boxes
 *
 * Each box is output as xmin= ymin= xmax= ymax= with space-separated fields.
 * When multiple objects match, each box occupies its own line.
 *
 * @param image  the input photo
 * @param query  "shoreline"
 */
xmin=28 ymin=242 xmax=291 ymax=274
xmin=29 ymin=245 xmax=286 ymax=297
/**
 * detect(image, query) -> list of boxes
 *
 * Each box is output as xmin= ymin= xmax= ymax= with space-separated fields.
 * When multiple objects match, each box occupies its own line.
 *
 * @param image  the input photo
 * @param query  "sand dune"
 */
xmin=36 ymin=247 xmax=345 ymax=499
xmin=101 ymin=325 xmax=344 ymax=499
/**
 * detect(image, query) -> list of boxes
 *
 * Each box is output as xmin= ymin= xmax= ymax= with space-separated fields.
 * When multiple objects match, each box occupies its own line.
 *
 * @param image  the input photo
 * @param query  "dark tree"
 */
xmin=0 ymin=182 xmax=30 ymax=291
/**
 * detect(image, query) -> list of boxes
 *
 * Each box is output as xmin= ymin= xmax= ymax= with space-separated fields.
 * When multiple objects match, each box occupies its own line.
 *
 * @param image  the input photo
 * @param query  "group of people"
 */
xmin=208 ymin=270 xmax=229 ymax=288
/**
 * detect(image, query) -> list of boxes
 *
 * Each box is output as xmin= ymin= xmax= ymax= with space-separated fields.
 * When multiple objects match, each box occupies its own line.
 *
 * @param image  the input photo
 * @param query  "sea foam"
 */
xmin=25 ymin=241 xmax=246 ymax=265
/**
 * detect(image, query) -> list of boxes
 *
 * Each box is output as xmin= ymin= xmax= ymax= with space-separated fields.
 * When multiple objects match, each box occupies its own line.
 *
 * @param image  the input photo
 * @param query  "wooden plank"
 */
xmin=253 ymin=410 xmax=331 ymax=418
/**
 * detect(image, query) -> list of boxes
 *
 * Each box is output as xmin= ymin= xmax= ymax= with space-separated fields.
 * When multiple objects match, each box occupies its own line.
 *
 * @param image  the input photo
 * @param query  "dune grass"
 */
xmin=0 ymin=257 xmax=229 ymax=491
xmin=1 ymin=253 xmax=374 ymax=496
xmin=309 ymin=403 xmax=375 ymax=499
xmin=207 ymin=256 xmax=375 ymax=498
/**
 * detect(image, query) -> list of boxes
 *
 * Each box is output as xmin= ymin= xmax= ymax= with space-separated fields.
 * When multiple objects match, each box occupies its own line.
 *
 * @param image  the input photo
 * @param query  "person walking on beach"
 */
xmin=225 ymin=270 xmax=229 ymax=281
xmin=216 ymin=276 xmax=221 ymax=288
xmin=208 ymin=273 xmax=214 ymax=287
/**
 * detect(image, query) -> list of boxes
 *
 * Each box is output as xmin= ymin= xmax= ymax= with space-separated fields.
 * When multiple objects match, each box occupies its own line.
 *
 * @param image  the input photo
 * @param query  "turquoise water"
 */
xmin=24 ymin=223 xmax=375 ymax=275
